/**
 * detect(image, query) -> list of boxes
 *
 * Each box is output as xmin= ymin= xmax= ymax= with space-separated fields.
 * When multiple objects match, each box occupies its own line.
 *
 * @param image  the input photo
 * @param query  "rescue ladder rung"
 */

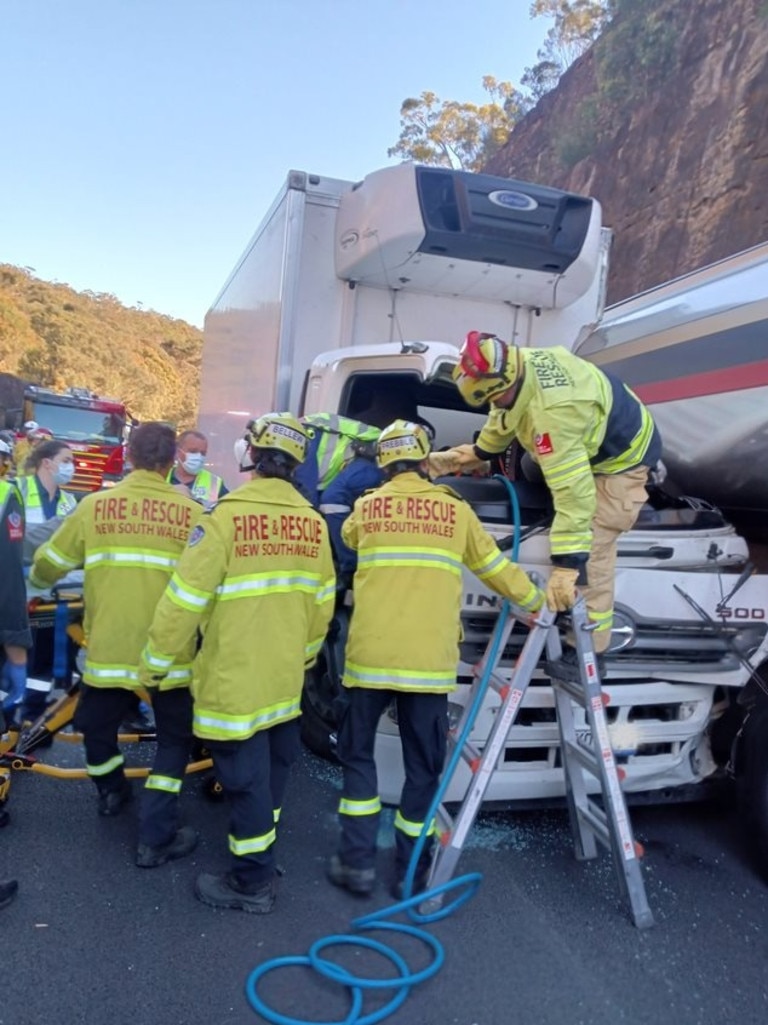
xmin=436 ymin=804 xmax=454 ymax=842
xmin=551 ymin=675 xmax=589 ymax=707
xmin=455 ymin=737 xmax=482 ymax=768
xmin=563 ymin=737 xmax=600 ymax=779
xmin=577 ymin=800 xmax=611 ymax=848
xmin=426 ymin=597 xmax=654 ymax=928
xmin=487 ymin=669 xmax=511 ymax=695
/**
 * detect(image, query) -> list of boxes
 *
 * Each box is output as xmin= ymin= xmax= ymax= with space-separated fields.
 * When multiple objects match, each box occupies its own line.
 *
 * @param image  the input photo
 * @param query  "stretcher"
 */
xmin=0 ymin=581 xmax=213 ymax=803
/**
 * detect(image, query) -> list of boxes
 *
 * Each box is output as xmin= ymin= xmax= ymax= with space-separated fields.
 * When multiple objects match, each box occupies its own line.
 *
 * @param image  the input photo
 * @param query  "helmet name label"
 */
xmin=379 ymin=435 xmax=418 ymax=452
xmin=270 ymin=423 xmax=306 ymax=446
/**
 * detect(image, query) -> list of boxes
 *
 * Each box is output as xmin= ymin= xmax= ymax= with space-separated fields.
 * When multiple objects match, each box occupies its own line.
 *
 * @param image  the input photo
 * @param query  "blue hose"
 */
xmin=244 ymin=875 xmax=481 ymax=1025
xmin=493 ymin=474 xmax=522 ymax=564
xmin=245 ymin=478 xmax=523 ymax=1024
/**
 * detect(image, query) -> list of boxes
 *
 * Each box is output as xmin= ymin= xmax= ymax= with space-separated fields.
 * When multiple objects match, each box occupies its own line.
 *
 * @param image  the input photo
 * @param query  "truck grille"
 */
xmin=459 ymin=611 xmax=766 ymax=674
xmin=70 ymin=451 xmax=109 ymax=493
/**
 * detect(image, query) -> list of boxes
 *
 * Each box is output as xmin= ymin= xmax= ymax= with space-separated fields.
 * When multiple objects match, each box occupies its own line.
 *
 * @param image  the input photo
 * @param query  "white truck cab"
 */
xmin=201 ymin=164 xmax=768 ymax=849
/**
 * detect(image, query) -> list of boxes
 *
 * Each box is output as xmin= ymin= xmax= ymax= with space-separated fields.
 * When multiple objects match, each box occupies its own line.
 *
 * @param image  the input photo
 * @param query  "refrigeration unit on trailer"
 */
xmin=200 ymin=163 xmax=609 ymax=486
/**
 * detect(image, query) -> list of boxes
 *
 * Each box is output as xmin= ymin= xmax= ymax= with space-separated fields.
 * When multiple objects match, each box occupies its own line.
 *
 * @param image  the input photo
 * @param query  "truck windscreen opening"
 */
xmin=341 ymin=372 xmax=488 ymax=452
xmin=30 ymin=405 xmax=124 ymax=444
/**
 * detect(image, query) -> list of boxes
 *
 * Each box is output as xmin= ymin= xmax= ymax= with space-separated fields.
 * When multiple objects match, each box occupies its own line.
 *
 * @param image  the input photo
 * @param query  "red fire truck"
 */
xmin=21 ymin=385 xmax=130 ymax=493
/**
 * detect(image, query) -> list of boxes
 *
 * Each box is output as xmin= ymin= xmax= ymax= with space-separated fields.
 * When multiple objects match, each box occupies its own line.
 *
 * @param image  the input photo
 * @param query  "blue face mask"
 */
xmin=181 ymin=452 xmax=206 ymax=476
xmin=53 ymin=461 xmax=75 ymax=487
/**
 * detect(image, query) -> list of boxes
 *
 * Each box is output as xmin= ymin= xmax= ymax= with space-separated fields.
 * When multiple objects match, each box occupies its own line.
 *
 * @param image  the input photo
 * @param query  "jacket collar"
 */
xmin=229 ymin=476 xmax=312 ymax=507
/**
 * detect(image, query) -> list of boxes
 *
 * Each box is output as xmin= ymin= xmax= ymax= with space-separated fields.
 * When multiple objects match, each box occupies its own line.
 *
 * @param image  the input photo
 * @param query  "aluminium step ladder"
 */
xmin=426 ymin=597 xmax=654 ymax=929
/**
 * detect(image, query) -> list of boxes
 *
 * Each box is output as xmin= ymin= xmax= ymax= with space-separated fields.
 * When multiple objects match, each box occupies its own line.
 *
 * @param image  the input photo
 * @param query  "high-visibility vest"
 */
xmin=17 ymin=475 xmax=77 ymax=525
xmin=188 ymin=469 xmax=225 ymax=509
xmin=301 ymin=415 xmax=380 ymax=491
xmin=0 ymin=478 xmax=21 ymax=518
xmin=169 ymin=468 xmax=225 ymax=510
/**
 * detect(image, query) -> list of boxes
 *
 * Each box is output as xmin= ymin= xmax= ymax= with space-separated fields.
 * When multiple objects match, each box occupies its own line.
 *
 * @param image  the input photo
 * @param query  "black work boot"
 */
xmin=97 ymin=781 xmax=134 ymax=817
xmin=547 ymin=645 xmax=607 ymax=683
xmin=194 ymin=872 xmax=277 ymax=914
xmin=390 ymin=869 xmax=430 ymax=903
xmin=326 ymin=854 xmax=376 ymax=896
xmin=0 ymin=880 xmax=18 ymax=910
xmin=136 ymin=826 xmax=199 ymax=868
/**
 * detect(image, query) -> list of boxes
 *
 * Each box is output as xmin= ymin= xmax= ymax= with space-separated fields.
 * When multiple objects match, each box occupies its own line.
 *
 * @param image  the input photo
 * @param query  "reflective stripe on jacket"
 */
xmin=341 ymin=472 xmax=542 ymax=695
xmin=140 ymin=477 xmax=336 ymax=742
xmin=30 ymin=470 xmax=202 ymax=689
xmin=475 ymin=347 xmax=661 ymax=561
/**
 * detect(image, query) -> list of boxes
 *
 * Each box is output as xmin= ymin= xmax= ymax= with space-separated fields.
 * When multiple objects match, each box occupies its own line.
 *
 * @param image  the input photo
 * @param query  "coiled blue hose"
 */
xmin=245 ymin=874 xmax=481 ymax=1025
xmin=245 ymin=478 xmax=523 ymax=1024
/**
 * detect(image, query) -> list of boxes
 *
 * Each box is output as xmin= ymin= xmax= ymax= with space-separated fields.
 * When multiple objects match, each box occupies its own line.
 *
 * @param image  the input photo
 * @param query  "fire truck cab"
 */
xmin=21 ymin=385 xmax=129 ymax=493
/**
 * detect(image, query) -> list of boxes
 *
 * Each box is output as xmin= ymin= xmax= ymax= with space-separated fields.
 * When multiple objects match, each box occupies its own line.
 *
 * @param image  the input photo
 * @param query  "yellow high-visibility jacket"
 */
xmin=30 ymin=470 xmax=202 ymax=690
xmin=474 ymin=347 xmax=661 ymax=563
xmin=140 ymin=477 xmax=336 ymax=743
xmin=341 ymin=472 xmax=543 ymax=694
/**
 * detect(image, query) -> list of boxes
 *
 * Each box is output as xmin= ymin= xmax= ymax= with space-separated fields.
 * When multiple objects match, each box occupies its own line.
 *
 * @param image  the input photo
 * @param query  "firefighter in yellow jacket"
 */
xmin=31 ymin=424 xmax=203 ymax=868
xmin=434 ymin=331 xmax=662 ymax=674
xmin=328 ymin=420 xmax=544 ymax=899
xmin=140 ymin=413 xmax=335 ymax=914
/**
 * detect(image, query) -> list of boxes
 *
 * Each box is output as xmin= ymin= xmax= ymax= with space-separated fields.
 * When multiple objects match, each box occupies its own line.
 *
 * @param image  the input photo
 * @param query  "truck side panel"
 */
xmin=200 ymin=188 xmax=291 ymax=483
xmin=286 ymin=191 xmax=347 ymax=412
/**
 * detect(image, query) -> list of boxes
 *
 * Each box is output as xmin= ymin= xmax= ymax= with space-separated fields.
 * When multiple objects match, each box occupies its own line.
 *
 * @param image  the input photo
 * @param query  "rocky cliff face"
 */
xmin=485 ymin=0 xmax=768 ymax=304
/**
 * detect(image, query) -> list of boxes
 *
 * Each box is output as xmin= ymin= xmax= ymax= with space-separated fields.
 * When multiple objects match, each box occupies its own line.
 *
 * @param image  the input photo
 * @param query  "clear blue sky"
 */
xmin=0 ymin=0 xmax=550 ymax=328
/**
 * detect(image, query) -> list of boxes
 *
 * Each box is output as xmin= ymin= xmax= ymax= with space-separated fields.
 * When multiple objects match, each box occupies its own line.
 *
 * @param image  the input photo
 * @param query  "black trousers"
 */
xmin=139 ymin=688 xmax=194 ymax=847
xmin=207 ymin=718 xmax=301 ymax=890
xmin=336 ymin=687 xmax=448 ymax=879
xmin=74 ymin=685 xmax=136 ymax=792
xmin=75 ymin=684 xmax=192 ymax=819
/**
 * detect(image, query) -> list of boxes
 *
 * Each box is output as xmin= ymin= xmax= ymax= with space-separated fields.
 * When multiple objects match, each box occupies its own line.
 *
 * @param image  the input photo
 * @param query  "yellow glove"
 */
xmin=427 ymin=444 xmax=489 ymax=477
xmin=545 ymin=567 xmax=580 ymax=612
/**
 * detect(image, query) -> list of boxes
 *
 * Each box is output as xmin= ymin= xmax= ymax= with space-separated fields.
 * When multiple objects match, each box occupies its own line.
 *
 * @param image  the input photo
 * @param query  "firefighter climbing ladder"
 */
xmin=426 ymin=597 xmax=654 ymax=929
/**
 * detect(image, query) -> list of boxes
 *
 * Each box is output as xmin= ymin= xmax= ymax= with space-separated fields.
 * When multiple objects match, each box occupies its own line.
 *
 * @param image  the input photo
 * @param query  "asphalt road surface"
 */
xmin=2 ymin=738 xmax=767 ymax=1025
